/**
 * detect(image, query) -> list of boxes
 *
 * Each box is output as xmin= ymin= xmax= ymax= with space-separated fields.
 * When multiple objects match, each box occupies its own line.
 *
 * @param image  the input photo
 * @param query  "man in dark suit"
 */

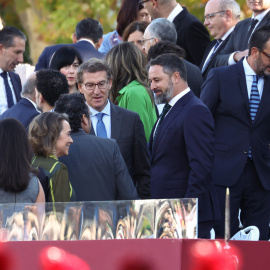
xmin=55 ymin=93 xmax=138 ymax=201
xmin=0 ymin=26 xmax=26 ymax=115
xmin=215 ymin=0 xmax=270 ymax=67
xmin=77 ymin=59 xmax=151 ymax=199
xmin=143 ymin=0 xmax=210 ymax=66
xmin=35 ymin=18 xmax=104 ymax=71
xmin=148 ymin=53 xmax=220 ymax=238
xmin=200 ymin=0 xmax=240 ymax=80
xmin=201 ymin=26 xmax=270 ymax=240
xmin=0 ymin=72 xmax=39 ymax=129
xmin=143 ymin=19 xmax=203 ymax=98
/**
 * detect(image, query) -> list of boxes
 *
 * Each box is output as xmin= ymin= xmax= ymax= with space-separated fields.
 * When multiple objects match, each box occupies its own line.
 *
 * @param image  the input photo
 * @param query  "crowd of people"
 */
xmin=0 ymin=0 xmax=270 ymax=241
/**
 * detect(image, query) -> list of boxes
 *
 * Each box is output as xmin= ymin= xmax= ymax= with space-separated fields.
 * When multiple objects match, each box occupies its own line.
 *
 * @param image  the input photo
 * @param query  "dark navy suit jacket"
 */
xmin=201 ymin=60 xmax=270 ymax=191
xmin=10 ymin=71 xmax=22 ymax=102
xmin=149 ymin=91 xmax=220 ymax=222
xmin=173 ymin=7 xmax=210 ymax=66
xmin=35 ymin=40 xmax=104 ymax=71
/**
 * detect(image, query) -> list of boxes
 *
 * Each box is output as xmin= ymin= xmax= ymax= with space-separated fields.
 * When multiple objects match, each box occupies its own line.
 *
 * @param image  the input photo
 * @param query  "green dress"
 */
xmin=117 ymin=80 xmax=157 ymax=142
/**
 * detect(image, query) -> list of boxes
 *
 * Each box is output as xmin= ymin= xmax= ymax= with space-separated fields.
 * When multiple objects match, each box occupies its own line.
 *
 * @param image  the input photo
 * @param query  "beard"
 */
xmin=254 ymin=54 xmax=270 ymax=77
xmin=154 ymin=79 xmax=174 ymax=105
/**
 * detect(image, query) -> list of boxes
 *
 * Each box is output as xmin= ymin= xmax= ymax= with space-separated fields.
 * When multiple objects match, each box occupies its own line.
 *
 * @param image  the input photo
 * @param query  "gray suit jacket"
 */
xmin=215 ymin=11 xmax=270 ymax=67
xmin=90 ymin=103 xmax=151 ymax=199
xmin=59 ymin=130 xmax=138 ymax=201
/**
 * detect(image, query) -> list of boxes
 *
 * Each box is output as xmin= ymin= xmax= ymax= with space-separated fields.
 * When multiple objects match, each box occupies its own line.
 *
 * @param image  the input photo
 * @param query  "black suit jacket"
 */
xmin=60 ymin=130 xmax=138 ymax=201
xmin=149 ymin=91 xmax=220 ymax=223
xmin=10 ymin=71 xmax=22 ymax=103
xmin=200 ymin=34 xmax=231 ymax=81
xmin=201 ymin=60 xmax=270 ymax=190
xmin=173 ymin=7 xmax=211 ymax=66
xmin=215 ymin=11 xmax=270 ymax=66
xmin=90 ymin=103 xmax=151 ymax=199
xmin=0 ymin=98 xmax=39 ymax=130
xmin=35 ymin=40 xmax=104 ymax=71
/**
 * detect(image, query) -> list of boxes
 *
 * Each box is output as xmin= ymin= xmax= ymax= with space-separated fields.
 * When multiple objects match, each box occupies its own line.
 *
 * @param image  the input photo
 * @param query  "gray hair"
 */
xmin=77 ymin=58 xmax=111 ymax=84
xmin=21 ymin=73 xmax=36 ymax=99
xmin=219 ymin=0 xmax=241 ymax=20
xmin=147 ymin=18 xmax=177 ymax=43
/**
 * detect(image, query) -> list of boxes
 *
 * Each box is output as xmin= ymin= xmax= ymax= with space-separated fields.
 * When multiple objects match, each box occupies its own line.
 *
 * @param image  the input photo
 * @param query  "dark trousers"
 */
xmin=214 ymin=161 xmax=270 ymax=240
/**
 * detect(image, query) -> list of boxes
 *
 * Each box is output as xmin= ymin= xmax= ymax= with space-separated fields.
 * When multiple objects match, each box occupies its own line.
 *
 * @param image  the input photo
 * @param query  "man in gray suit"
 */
xmin=215 ymin=0 xmax=270 ymax=67
xmin=56 ymin=93 xmax=138 ymax=201
xmin=77 ymin=59 xmax=151 ymax=199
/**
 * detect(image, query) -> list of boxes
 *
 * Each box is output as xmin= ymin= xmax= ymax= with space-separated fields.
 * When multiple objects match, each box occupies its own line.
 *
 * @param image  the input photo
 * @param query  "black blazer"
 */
xmin=35 ymin=40 xmax=104 ymax=71
xmin=0 ymin=98 xmax=39 ymax=130
xmin=215 ymin=10 xmax=270 ymax=67
xmin=199 ymin=35 xmax=231 ymax=81
xmin=9 ymin=71 xmax=22 ymax=103
xmin=201 ymin=60 xmax=270 ymax=190
xmin=90 ymin=103 xmax=151 ymax=199
xmin=60 ymin=130 xmax=138 ymax=201
xmin=173 ymin=7 xmax=211 ymax=66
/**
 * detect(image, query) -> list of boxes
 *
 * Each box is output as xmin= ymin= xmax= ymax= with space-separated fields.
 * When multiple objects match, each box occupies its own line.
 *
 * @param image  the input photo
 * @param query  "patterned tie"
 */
xmin=202 ymin=39 xmax=222 ymax=73
xmin=248 ymin=75 xmax=260 ymax=158
xmin=1 ymin=72 xmax=14 ymax=108
xmin=153 ymin=103 xmax=171 ymax=147
xmin=247 ymin=19 xmax=258 ymax=43
xmin=96 ymin=112 xmax=107 ymax=138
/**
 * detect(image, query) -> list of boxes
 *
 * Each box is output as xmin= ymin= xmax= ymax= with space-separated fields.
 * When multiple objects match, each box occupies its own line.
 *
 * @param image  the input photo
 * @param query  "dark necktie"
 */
xmin=202 ymin=39 xmax=222 ymax=73
xmin=153 ymin=103 xmax=171 ymax=146
xmin=1 ymin=72 xmax=14 ymax=108
xmin=248 ymin=75 xmax=261 ymax=158
xmin=96 ymin=112 xmax=107 ymax=138
xmin=247 ymin=19 xmax=258 ymax=43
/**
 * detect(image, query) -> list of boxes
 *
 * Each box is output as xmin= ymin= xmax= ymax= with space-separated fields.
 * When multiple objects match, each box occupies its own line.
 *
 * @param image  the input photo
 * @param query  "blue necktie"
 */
xmin=248 ymin=75 xmax=260 ymax=158
xmin=96 ymin=113 xmax=107 ymax=138
xmin=1 ymin=72 xmax=14 ymax=108
xmin=202 ymin=39 xmax=222 ymax=73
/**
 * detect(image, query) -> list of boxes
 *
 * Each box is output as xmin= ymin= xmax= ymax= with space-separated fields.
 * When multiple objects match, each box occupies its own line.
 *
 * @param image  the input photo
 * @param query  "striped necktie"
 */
xmin=248 ymin=75 xmax=261 ymax=158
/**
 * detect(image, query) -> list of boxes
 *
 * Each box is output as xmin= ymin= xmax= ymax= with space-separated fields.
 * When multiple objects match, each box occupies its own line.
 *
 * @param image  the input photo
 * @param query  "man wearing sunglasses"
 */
xmin=201 ymin=26 xmax=270 ymax=241
xmin=140 ymin=0 xmax=210 ymax=66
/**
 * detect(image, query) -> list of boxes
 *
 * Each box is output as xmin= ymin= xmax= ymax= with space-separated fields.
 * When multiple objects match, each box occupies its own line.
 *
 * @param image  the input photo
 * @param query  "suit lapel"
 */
xmin=257 ymin=10 xmax=270 ymax=29
xmin=9 ymin=72 xmax=21 ymax=102
xmin=110 ymin=103 xmax=122 ymax=141
xmin=200 ymin=40 xmax=216 ymax=70
xmin=151 ymin=92 xmax=193 ymax=159
xmin=173 ymin=7 xmax=187 ymax=29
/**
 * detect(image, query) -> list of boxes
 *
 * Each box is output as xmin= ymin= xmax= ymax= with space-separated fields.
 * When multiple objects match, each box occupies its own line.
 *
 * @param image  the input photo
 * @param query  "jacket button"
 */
xmin=244 ymin=150 xmax=247 ymax=154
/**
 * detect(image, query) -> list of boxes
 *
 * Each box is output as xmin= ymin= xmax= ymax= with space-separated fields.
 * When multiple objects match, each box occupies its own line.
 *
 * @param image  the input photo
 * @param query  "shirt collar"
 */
xmin=168 ymin=87 xmax=190 ymax=107
xmin=89 ymin=99 xmax=111 ymax=116
xmin=243 ymin=57 xmax=257 ymax=76
xmin=78 ymin=38 xmax=95 ymax=47
xmin=220 ymin=26 xmax=235 ymax=41
xmin=167 ymin=4 xmax=183 ymax=22
xmin=24 ymin=97 xmax=38 ymax=110
xmin=252 ymin=7 xmax=270 ymax=20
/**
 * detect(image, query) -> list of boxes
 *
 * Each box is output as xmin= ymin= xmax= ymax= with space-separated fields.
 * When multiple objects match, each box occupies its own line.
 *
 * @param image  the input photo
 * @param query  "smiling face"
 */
xmin=78 ymin=71 xmax=111 ymax=112
xmin=60 ymin=57 xmax=80 ymax=90
xmin=0 ymin=37 xmax=25 ymax=72
xmin=55 ymin=120 xmax=73 ymax=157
xmin=149 ymin=64 xmax=175 ymax=104
xmin=246 ymin=0 xmax=270 ymax=15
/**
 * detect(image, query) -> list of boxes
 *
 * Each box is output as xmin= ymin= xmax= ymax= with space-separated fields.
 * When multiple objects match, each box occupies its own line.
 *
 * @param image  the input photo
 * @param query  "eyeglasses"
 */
xmin=204 ymin=10 xmax=226 ymax=20
xmin=82 ymin=81 xmax=108 ymax=91
xmin=141 ymin=38 xmax=155 ymax=45
xmin=258 ymin=48 xmax=270 ymax=60
xmin=139 ymin=0 xmax=150 ymax=6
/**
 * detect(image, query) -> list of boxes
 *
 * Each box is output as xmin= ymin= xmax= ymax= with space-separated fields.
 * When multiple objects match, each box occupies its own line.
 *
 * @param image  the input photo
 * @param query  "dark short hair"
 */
xmin=36 ymin=69 xmax=69 ymax=107
xmin=122 ymin=21 xmax=149 ymax=41
xmin=77 ymin=58 xmax=112 ymax=84
xmin=249 ymin=25 xmax=270 ymax=55
xmin=117 ymin=0 xmax=141 ymax=37
xmin=55 ymin=93 xmax=90 ymax=132
xmin=148 ymin=53 xmax=187 ymax=81
xmin=49 ymin=46 xmax=83 ymax=71
xmin=0 ymin=26 xmax=26 ymax=47
xmin=29 ymin=112 xmax=69 ymax=157
xmin=75 ymin=18 xmax=103 ymax=43
xmin=0 ymin=118 xmax=34 ymax=192
xmin=147 ymin=41 xmax=186 ymax=62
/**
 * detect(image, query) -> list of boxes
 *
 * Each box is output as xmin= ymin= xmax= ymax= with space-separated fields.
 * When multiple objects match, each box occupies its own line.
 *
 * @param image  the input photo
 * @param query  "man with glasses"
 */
xmin=215 ymin=0 xmax=270 ymax=67
xmin=77 ymin=59 xmax=151 ymax=199
xmin=141 ymin=0 xmax=210 ymax=66
xmin=200 ymin=0 xmax=240 ymax=80
xmin=201 ymin=26 xmax=270 ymax=240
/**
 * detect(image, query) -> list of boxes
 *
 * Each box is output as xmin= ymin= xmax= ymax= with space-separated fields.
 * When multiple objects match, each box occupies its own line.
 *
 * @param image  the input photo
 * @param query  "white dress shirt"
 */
xmin=0 ymin=68 xmax=17 ymax=115
xmin=89 ymin=100 xmax=111 ymax=138
xmin=167 ymin=4 xmax=183 ymax=22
